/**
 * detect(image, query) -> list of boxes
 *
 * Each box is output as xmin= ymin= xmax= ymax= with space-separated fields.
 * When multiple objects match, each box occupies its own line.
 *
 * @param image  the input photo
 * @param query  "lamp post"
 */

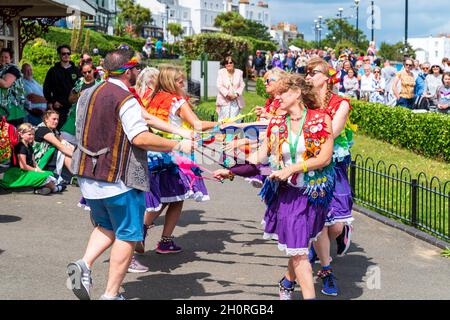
xmin=354 ymin=0 xmax=360 ymax=47
xmin=405 ymin=0 xmax=409 ymax=52
xmin=338 ymin=7 xmax=343 ymax=42
xmin=314 ymin=19 xmax=318 ymax=43
xmin=318 ymin=15 xmax=323 ymax=48
xmin=371 ymin=1 xmax=375 ymax=42
xmin=165 ymin=4 xmax=169 ymax=43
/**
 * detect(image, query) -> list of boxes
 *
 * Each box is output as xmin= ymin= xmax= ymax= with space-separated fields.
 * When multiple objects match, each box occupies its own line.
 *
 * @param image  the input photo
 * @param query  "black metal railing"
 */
xmin=350 ymin=154 xmax=450 ymax=242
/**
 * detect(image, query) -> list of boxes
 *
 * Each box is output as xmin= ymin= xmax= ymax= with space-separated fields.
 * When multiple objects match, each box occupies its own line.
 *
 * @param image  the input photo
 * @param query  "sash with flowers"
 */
xmin=260 ymin=109 xmax=335 ymax=207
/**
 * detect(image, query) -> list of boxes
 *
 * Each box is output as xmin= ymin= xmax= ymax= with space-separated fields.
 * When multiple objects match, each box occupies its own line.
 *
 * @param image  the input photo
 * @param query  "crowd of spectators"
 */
xmin=249 ymin=43 xmax=450 ymax=113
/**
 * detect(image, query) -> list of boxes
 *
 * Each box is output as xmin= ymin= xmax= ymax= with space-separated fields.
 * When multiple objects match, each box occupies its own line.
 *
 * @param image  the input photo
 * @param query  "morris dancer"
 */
xmin=214 ymin=74 xmax=334 ymax=300
xmin=142 ymin=64 xmax=218 ymax=254
xmin=304 ymin=57 xmax=356 ymax=297
xmin=66 ymin=49 xmax=192 ymax=300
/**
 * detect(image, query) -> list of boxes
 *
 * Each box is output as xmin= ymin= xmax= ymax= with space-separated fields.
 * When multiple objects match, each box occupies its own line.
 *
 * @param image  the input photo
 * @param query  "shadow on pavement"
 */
xmin=123 ymin=272 xmax=243 ymax=299
xmin=314 ymin=241 xmax=376 ymax=300
xmin=0 ymin=215 xmax=22 ymax=223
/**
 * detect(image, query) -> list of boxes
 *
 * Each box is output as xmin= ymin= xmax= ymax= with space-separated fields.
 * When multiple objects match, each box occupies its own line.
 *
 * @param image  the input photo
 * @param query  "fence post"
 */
xmin=350 ymin=160 xmax=356 ymax=197
xmin=411 ymin=179 xmax=418 ymax=227
xmin=448 ymin=192 xmax=450 ymax=239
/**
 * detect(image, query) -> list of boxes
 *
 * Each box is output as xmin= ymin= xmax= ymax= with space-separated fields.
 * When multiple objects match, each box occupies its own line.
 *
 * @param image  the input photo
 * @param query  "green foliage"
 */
xmin=289 ymin=38 xmax=316 ymax=50
xmin=214 ymin=12 xmax=272 ymax=42
xmin=442 ymin=248 xmax=450 ymax=258
xmin=323 ymin=18 xmax=369 ymax=52
xmin=181 ymin=33 xmax=251 ymax=72
xmin=168 ymin=23 xmax=183 ymax=40
xmin=242 ymin=37 xmax=277 ymax=53
xmin=256 ymin=77 xmax=270 ymax=99
xmin=117 ymin=0 xmax=152 ymax=37
xmin=378 ymin=41 xmax=416 ymax=62
xmin=350 ymin=100 xmax=450 ymax=162
xmin=214 ymin=11 xmax=247 ymax=35
xmin=41 ymin=27 xmax=144 ymax=54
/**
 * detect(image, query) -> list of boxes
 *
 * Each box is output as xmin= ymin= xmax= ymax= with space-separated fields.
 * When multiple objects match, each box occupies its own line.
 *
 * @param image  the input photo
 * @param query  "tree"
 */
xmin=116 ymin=0 xmax=152 ymax=38
xmin=214 ymin=12 xmax=272 ymax=41
xmin=378 ymin=42 xmax=416 ymax=62
xmin=235 ymin=20 xmax=272 ymax=41
xmin=289 ymin=38 xmax=316 ymax=50
xmin=168 ymin=23 xmax=183 ymax=42
xmin=323 ymin=18 xmax=369 ymax=52
xmin=214 ymin=12 xmax=247 ymax=35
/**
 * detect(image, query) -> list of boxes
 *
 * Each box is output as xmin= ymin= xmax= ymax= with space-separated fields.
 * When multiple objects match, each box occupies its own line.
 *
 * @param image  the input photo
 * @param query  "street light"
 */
xmin=354 ymin=0 xmax=360 ymax=47
xmin=165 ymin=4 xmax=169 ymax=43
xmin=318 ymin=15 xmax=323 ymax=48
xmin=314 ymin=19 xmax=318 ymax=43
xmin=405 ymin=0 xmax=409 ymax=52
xmin=338 ymin=8 xmax=344 ymax=42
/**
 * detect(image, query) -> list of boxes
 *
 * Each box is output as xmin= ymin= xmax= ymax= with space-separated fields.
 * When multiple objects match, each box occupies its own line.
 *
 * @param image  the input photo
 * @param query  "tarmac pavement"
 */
xmin=1 ymin=174 xmax=450 ymax=300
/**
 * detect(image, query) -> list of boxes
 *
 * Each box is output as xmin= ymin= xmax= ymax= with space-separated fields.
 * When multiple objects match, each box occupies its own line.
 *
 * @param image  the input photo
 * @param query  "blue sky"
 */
xmin=269 ymin=0 xmax=450 ymax=44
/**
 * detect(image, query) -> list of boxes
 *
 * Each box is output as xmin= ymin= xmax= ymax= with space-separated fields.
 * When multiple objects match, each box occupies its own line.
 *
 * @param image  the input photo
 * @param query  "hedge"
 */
xmin=181 ymin=33 xmax=251 ymax=73
xmin=350 ymin=100 xmax=450 ymax=162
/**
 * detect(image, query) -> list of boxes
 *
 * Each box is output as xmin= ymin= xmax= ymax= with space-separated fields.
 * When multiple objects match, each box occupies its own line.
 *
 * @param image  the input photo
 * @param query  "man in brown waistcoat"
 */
xmin=66 ymin=49 xmax=192 ymax=300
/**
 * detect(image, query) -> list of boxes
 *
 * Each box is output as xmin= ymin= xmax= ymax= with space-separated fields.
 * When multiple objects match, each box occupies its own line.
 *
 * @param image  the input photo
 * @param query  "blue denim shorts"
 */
xmin=86 ymin=190 xmax=145 ymax=241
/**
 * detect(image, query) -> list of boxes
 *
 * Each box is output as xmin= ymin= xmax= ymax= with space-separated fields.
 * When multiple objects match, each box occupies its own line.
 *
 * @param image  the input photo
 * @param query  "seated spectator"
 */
xmin=21 ymin=63 xmax=47 ymax=126
xmin=360 ymin=65 xmax=375 ymax=101
xmin=424 ymin=64 xmax=444 ymax=106
xmin=272 ymin=56 xmax=283 ymax=69
xmin=369 ymin=67 xmax=386 ymax=103
xmin=142 ymin=39 xmax=152 ymax=59
xmin=435 ymin=72 xmax=450 ymax=114
xmin=34 ymin=110 xmax=74 ymax=183
xmin=0 ymin=123 xmax=65 ymax=194
xmin=0 ymin=48 xmax=26 ymax=126
xmin=338 ymin=61 xmax=352 ymax=94
xmin=342 ymin=68 xmax=359 ymax=99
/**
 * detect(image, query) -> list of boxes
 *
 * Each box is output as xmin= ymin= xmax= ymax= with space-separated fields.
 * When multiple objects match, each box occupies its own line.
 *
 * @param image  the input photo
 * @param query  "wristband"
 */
xmin=302 ymin=161 xmax=308 ymax=173
xmin=229 ymin=171 xmax=235 ymax=181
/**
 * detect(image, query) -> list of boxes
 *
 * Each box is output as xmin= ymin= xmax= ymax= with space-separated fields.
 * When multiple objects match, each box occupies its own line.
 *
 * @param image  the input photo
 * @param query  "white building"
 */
xmin=409 ymin=36 xmax=450 ymax=65
xmin=138 ymin=0 xmax=271 ymax=41
xmin=224 ymin=0 xmax=271 ymax=29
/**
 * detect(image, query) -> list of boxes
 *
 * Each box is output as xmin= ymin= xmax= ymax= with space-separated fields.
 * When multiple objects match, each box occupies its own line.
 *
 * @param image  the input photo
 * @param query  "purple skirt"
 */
xmin=263 ymin=184 xmax=328 ymax=256
xmin=326 ymin=161 xmax=354 ymax=226
xmin=145 ymin=168 xmax=209 ymax=212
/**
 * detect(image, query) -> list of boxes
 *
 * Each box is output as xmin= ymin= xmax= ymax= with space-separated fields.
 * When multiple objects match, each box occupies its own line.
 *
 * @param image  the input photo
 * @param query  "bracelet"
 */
xmin=302 ymin=161 xmax=308 ymax=173
xmin=229 ymin=171 xmax=235 ymax=181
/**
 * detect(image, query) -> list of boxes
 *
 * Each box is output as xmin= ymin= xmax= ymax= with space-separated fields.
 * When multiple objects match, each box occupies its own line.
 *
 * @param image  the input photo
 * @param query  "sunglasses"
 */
xmin=265 ymin=77 xmax=277 ymax=85
xmin=374 ymin=70 xmax=380 ymax=73
xmin=83 ymin=70 xmax=93 ymax=75
xmin=306 ymin=69 xmax=324 ymax=77
xmin=405 ymin=64 xmax=413 ymax=67
xmin=61 ymin=52 xmax=71 ymax=56
xmin=225 ymin=61 xmax=234 ymax=65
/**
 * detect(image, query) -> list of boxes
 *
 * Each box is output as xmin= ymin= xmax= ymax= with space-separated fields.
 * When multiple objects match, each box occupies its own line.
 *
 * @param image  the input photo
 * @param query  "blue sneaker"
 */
xmin=318 ymin=269 xmax=338 ymax=296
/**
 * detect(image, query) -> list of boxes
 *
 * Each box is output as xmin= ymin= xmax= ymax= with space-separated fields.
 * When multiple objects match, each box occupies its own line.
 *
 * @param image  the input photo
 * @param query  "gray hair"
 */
xmin=103 ymin=49 xmax=135 ymax=76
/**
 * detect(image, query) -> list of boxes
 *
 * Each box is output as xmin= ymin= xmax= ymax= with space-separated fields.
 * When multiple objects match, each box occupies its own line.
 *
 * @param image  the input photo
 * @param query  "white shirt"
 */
xmin=78 ymin=78 xmax=149 ymax=199
xmin=360 ymin=74 xmax=375 ymax=92
xmin=281 ymin=129 xmax=306 ymax=188
xmin=168 ymin=98 xmax=186 ymax=128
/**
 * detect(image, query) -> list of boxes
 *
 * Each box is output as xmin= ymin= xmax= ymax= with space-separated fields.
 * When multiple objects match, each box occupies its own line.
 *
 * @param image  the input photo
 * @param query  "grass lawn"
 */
xmin=352 ymin=134 xmax=450 ymax=182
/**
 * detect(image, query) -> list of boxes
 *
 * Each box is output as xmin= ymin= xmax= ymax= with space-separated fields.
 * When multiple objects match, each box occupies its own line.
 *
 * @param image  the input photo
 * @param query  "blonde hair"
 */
xmin=17 ymin=123 xmax=34 ymax=143
xmin=263 ymin=67 xmax=287 ymax=80
xmin=152 ymin=64 xmax=186 ymax=98
xmin=277 ymin=73 xmax=317 ymax=109
xmin=135 ymin=67 xmax=159 ymax=98
xmin=306 ymin=57 xmax=333 ymax=110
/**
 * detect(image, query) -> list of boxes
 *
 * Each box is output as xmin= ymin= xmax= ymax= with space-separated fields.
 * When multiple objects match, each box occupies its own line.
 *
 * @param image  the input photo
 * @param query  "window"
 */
xmin=170 ymin=10 xmax=175 ymax=18
xmin=183 ymin=11 xmax=188 ymax=19
xmin=436 ymin=51 xmax=439 ymax=58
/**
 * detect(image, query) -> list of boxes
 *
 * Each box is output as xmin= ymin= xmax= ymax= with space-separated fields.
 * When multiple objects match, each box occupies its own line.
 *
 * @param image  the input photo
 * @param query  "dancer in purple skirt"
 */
xmin=143 ymin=64 xmax=218 ymax=254
xmin=214 ymin=74 xmax=335 ymax=300
xmin=303 ymin=57 xmax=356 ymax=296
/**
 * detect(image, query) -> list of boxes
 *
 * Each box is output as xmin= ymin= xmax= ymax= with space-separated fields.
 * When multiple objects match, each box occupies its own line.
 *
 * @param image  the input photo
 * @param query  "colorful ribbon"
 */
xmin=105 ymin=57 xmax=140 ymax=77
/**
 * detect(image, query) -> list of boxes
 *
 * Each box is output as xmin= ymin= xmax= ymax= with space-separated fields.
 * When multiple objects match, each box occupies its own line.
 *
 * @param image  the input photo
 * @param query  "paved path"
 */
xmin=1 ymin=175 xmax=450 ymax=300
